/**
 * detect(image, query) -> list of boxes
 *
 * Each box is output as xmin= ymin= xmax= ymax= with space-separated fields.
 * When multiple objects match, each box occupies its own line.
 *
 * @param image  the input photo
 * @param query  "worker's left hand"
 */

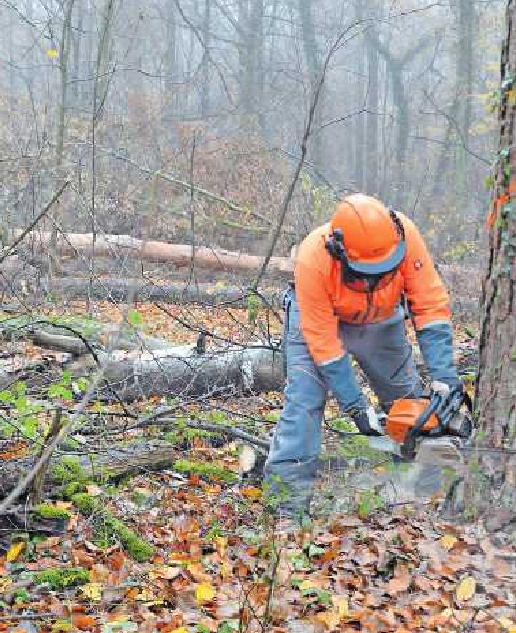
xmin=431 ymin=378 xmax=463 ymax=398
xmin=351 ymin=405 xmax=384 ymax=437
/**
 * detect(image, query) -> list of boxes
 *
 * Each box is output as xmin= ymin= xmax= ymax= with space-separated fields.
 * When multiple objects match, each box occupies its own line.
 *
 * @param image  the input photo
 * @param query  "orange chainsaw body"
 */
xmin=385 ymin=398 xmax=440 ymax=444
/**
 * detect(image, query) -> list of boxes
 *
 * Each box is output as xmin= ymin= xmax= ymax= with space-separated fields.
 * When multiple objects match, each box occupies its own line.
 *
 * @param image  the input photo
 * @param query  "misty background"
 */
xmin=0 ymin=0 xmax=506 ymax=265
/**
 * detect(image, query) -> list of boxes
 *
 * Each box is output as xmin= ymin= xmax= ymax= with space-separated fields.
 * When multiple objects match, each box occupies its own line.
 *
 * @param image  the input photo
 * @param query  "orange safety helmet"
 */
xmin=326 ymin=194 xmax=406 ymax=275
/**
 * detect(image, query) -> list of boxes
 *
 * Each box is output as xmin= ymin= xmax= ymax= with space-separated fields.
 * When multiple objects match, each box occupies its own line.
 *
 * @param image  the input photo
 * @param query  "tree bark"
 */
xmin=474 ymin=0 xmax=516 ymax=521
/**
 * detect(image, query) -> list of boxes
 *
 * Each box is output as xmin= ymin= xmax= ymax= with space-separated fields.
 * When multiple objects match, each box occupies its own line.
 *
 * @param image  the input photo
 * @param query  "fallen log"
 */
xmin=70 ymin=342 xmax=284 ymax=402
xmin=0 ymin=441 xmax=178 ymax=499
xmin=15 ymin=231 xmax=296 ymax=278
xmin=0 ymin=439 xmax=252 ymax=497
xmin=42 ymin=277 xmax=285 ymax=307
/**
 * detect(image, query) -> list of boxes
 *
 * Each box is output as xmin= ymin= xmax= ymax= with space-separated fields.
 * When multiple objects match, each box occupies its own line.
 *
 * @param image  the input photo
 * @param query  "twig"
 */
xmin=252 ymin=21 xmax=353 ymax=288
xmin=0 ymin=367 xmax=108 ymax=513
xmin=89 ymin=146 xmax=270 ymax=225
xmin=171 ymin=0 xmax=234 ymax=106
xmin=159 ymin=417 xmax=271 ymax=450
xmin=262 ymin=541 xmax=282 ymax=632
xmin=30 ymin=406 xmax=63 ymax=504
xmin=0 ymin=293 xmax=138 ymax=513
xmin=0 ymin=181 xmax=70 ymax=265
xmin=0 ymin=614 xmax=63 ymax=622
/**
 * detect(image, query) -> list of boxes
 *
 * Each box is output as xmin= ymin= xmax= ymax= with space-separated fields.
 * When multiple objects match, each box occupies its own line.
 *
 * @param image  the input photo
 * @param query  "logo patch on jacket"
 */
xmin=414 ymin=259 xmax=423 ymax=271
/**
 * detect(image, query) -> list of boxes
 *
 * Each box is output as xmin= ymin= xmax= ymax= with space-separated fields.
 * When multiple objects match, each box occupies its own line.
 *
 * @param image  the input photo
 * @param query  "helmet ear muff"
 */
xmin=325 ymin=228 xmax=346 ymax=261
xmin=388 ymin=209 xmax=406 ymax=243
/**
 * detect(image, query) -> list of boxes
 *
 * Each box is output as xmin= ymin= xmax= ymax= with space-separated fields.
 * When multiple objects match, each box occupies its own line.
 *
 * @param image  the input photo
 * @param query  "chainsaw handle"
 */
xmin=402 ymin=392 xmax=443 ymax=459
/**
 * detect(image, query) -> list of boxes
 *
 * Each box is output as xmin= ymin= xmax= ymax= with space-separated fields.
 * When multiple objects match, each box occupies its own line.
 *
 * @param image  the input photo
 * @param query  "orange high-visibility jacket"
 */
xmin=294 ymin=213 xmax=451 ymax=366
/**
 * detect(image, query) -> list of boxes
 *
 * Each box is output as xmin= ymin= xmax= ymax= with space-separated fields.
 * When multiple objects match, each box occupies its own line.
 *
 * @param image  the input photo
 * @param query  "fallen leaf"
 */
xmin=149 ymin=565 xmax=182 ymax=581
xmin=440 ymin=534 xmax=458 ymax=551
xmin=386 ymin=566 xmax=411 ymax=594
xmin=101 ymin=618 xmax=138 ymax=633
xmin=333 ymin=596 xmax=348 ymax=618
xmin=456 ymin=576 xmax=476 ymax=602
xmin=81 ymin=582 xmax=102 ymax=601
xmin=241 ymin=486 xmax=262 ymax=499
xmin=428 ymin=607 xmax=453 ymax=628
xmin=86 ymin=484 xmax=104 ymax=496
xmin=215 ymin=536 xmax=227 ymax=557
xmin=6 ymin=541 xmax=25 ymax=562
xmin=72 ymin=615 xmax=97 ymax=630
xmin=315 ymin=609 xmax=340 ymax=630
xmin=499 ymin=617 xmax=516 ymax=631
xmin=299 ymin=579 xmax=314 ymax=592
xmin=196 ymin=582 xmax=215 ymax=604
xmin=0 ymin=577 xmax=12 ymax=592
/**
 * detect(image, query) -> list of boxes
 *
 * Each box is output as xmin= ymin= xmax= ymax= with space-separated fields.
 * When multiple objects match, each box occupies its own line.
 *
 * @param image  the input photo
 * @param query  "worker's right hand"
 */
xmin=318 ymin=354 xmax=368 ymax=413
xmin=350 ymin=406 xmax=384 ymax=437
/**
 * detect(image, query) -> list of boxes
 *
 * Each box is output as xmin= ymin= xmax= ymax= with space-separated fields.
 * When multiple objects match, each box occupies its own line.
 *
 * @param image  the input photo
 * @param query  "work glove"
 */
xmin=416 ymin=322 xmax=461 ymax=390
xmin=350 ymin=405 xmax=384 ymax=437
xmin=318 ymin=354 xmax=368 ymax=413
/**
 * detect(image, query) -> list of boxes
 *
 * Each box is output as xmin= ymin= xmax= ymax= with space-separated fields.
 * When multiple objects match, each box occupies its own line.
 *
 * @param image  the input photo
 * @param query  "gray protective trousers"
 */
xmin=263 ymin=286 xmax=422 ymax=519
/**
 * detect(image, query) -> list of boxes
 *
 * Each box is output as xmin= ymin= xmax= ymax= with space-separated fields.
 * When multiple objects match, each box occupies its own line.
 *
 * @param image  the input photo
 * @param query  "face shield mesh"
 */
xmin=341 ymin=264 xmax=399 ymax=293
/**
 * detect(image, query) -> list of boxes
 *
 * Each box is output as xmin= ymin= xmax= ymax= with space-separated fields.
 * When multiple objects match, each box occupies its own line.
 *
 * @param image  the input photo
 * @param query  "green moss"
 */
xmin=108 ymin=518 xmax=154 ymax=562
xmin=33 ymin=567 xmax=90 ymax=590
xmin=63 ymin=481 xmax=87 ymax=498
xmin=71 ymin=493 xmax=97 ymax=515
xmin=71 ymin=494 xmax=154 ymax=563
xmin=165 ymin=428 xmax=219 ymax=446
xmin=35 ymin=504 xmax=71 ymax=520
xmin=12 ymin=588 xmax=30 ymax=603
xmin=52 ymin=457 xmax=93 ymax=499
xmin=51 ymin=619 xmax=74 ymax=632
xmin=173 ymin=458 xmax=237 ymax=483
xmin=52 ymin=457 xmax=87 ymax=484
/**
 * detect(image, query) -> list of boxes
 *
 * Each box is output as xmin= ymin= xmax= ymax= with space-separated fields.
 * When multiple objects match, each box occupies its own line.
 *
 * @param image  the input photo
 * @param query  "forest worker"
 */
xmin=264 ymin=193 xmax=463 ymax=520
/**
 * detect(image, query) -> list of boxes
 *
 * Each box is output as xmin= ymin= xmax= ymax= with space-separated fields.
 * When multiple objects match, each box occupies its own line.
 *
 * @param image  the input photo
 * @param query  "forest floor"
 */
xmin=0 ymin=301 xmax=515 ymax=633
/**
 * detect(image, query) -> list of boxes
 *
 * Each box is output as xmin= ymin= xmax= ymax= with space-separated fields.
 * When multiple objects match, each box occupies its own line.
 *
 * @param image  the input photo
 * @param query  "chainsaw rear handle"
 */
xmin=401 ymin=385 xmax=473 ymax=460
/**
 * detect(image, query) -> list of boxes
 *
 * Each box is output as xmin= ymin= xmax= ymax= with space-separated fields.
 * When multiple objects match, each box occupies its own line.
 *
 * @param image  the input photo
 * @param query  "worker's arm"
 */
xmin=401 ymin=218 xmax=460 ymax=388
xmin=295 ymin=260 xmax=381 ymax=433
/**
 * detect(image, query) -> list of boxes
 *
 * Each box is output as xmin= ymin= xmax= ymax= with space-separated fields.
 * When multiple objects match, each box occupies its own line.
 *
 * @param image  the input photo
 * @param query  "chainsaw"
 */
xmin=358 ymin=384 xmax=474 ymax=468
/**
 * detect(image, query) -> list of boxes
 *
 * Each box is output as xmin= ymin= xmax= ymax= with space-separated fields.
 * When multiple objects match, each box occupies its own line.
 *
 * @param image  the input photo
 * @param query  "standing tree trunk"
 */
xmin=49 ymin=0 xmax=76 ymax=283
xmin=474 ymin=0 xmax=516 ymax=521
xmin=164 ymin=1 xmax=179 ymax=116
xmin=370 ymin=34 xmax=432 ymax=209
xmin=365 ymin=22 xmax=379 ymax=195
xmin=298 ymin=0 xmax=325 ymax=171
xmin=71 ymin=1 xmax=84 ymax=107
xmin=353 ymin=0 xmax=365 ymax=191
xmin=201 ymin=0 xmax=211 ymax=117
xmin=237 ymin=0 xmax=264 ymax=132
xmin=455 ymin=0 xmax=475 ymax=205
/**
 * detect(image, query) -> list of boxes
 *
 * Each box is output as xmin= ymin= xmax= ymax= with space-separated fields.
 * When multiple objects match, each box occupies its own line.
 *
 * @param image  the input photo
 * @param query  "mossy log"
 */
xmin=0 ymin=441 xmax=183 ymax=498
